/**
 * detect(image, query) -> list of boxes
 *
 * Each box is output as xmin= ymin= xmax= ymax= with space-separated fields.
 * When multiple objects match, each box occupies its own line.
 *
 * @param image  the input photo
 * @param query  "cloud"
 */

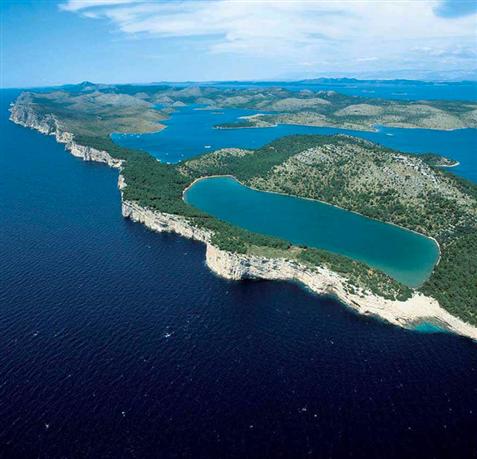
xmin=356 ymin=57 xmax=378 ymax=62
xmin=58 ymin=0 xmax=477 ymax=74
xmin=59 ymin=0 xmax=140 ymax=12
xmin=434 ymin=0 xmax=477 ymax=18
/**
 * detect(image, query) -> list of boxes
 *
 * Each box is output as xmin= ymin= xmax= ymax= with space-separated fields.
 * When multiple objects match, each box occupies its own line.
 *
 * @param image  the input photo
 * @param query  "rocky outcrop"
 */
xmin=68 ymin=142 xmax=122 ymax=167
xmin=121 ymin=200 xmax=211 ymax=243
xmin=9 ymin=98 xmax=477 ymax=341
xmin=206 ymin=245 xmax=477 ymax=340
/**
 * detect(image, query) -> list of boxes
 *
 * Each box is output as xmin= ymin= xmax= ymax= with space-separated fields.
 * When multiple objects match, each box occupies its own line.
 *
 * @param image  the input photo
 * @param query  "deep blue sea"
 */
xmin=2 ymin=88 xmax=477 ymax=458
xmin=112 ymin=105 xmax=477 ymax=182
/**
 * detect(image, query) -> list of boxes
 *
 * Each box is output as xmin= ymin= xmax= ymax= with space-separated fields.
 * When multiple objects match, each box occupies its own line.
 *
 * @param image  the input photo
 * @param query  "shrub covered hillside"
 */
xmin=180 ymin=135 xmax=477 ymax=325
xmin=180 ymin=135 xmax=477 ymax=243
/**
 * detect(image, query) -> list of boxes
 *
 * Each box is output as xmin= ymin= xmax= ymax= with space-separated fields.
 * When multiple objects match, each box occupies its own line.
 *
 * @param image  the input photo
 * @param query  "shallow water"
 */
xmin=413 ymin=322 xmax=447 ymax=334
xmin=2 ymin=89 xmax=477 ymax=458
xmin=112 ymin=104 xmax=477 ymax=182
xmin=185 ymin=177 xmax=439 ymax=287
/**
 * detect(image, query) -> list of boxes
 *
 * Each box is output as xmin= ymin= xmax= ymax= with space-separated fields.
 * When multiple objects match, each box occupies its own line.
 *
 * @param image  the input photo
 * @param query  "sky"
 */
xmin=1 ymin=0 xmax=476 ymax=87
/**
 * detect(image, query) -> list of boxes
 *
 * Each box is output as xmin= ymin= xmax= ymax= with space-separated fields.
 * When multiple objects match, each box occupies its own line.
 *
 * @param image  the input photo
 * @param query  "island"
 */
xmin=9 ymin=83 xmax=477 ymax=340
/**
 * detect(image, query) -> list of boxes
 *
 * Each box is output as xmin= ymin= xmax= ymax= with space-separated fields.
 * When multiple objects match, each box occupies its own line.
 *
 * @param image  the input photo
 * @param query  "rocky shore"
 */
xmin=9 ymin=100 xmax=477 ymax=341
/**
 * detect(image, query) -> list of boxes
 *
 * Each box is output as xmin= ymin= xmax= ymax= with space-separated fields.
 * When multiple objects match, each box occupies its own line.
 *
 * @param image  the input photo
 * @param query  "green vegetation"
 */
xmin=74 ymin=133 xmax=413 ymax=301
xmin=297 ymin=248 xmax=412 ymax=301
xmin=180 ymin=134 xmax=477 ymax=324
xmin=420 ymin=153 xmax=459 ymax=168
xmin=181 ymin=135 xmax=340 ymax=181
xmin=11 ymin=85 xmax=477 ymax=325
xmin=422 ymin=232 xmax=477 ymax=325
xmin=214 ymin=120 xmax=255 ymax=129
xmin=19 ymin=90 xmax=165 ymax=137
xmin=209 ymin=91 xmax=477 ymax=131
xmin=181 ymin=135 xmax=477 ymax=242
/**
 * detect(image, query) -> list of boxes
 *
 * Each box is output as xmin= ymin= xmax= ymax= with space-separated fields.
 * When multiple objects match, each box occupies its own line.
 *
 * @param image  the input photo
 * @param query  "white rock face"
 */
xmin=121 ymin=201 xmax=211 ymax=243
xmin=69 ymin=142 xmax=122 ymax=168
xmin=9 ymin=98 xmax=477 ymax=341
xmin=9 ymin=101 xmax=122 ymax=169
xmin=206 ymin=245 xmax=477 ymax=340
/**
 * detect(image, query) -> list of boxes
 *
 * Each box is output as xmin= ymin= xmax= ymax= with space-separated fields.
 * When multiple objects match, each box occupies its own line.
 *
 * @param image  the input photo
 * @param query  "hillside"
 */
xmin=180 ymin=135 xmax=476 ymax=242
xmin=18 ymin=83 xmax=477 ymax=133
xmin=180 ymin=136 xmax=477 ymax=324
xmin=14 ymin=91 xmax=166 ymax=138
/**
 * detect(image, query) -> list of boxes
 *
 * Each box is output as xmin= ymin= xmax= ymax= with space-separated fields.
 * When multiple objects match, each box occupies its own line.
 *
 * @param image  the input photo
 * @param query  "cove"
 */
xmin=184 ymin=176 xmax=440 ymax=287
xmin=112 ymin=104 xmax=477 ymax=182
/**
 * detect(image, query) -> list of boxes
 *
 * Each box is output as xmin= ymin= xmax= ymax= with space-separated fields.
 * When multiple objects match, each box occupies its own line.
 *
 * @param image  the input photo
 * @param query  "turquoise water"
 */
xmin=184 ymin=177 xmax=440 ymax=287
xmin=112 ymin=105 xmax=477 ymax=182
xmin=413 ymin=322 xmax=446 ymax=334
xmin=111 ymin=101 xmax=472 ymax=286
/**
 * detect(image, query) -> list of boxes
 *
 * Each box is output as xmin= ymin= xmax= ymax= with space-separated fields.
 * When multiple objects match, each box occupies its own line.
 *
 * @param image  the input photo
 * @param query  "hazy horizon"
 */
xmin=2 ymin=0 xmax=477 ymax=88
xmin=3 ymin=76 xmax=477 ymax=91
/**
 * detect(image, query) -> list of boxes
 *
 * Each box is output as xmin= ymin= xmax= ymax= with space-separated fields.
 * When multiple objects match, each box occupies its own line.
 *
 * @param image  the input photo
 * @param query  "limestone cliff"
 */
xmin=121 ymin=201 xmax=211 ymax=243
xmin=9 ymin=98 xmax=477 ymax=341
xmin=205 ymin=245 xmax=477 ymax=339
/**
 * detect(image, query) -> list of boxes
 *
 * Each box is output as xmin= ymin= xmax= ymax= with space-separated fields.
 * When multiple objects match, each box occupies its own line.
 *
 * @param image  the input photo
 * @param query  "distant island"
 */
xmin=210 ymin=90 xmax=477 ymax=131
xmin=9 ymin=83 xmax=477 ymax=340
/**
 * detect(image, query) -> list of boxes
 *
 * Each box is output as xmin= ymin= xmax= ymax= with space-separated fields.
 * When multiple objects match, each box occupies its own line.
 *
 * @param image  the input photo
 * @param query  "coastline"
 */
xmin=8 ymin=101 xmax=477 ymax=342
xmin=183 ymin=175 xmax=442 ymax=271
xmin=437 ymin=160 xmax=461 ymax=168
xmin=214 ymin=115 xmax=474 ymax=133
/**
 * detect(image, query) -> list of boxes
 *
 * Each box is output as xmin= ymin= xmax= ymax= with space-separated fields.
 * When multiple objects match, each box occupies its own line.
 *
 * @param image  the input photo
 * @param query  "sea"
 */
xmin=1 ymin=86 xmax=477 ymax=458
xmin=112 ymin=105 xmax=477 ymax=182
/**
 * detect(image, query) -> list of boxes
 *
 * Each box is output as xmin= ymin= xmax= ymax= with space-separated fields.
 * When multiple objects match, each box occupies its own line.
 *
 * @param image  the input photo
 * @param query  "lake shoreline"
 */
xmin=183 ymin=174 xmax=442 ymax=275
xmin=8 ymin=103 xmax=477 ymax=342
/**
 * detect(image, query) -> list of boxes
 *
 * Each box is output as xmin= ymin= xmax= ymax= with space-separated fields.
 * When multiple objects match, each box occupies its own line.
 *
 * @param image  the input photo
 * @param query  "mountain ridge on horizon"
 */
xmin=5 ymin=77 xmax=477 ymax=92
